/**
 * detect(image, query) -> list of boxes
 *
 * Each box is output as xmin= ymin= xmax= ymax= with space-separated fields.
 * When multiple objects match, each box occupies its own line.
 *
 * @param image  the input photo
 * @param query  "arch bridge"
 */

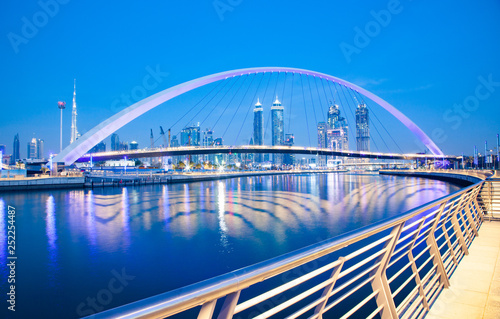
xmin=53 ymin=67 xmax=449 ymax=166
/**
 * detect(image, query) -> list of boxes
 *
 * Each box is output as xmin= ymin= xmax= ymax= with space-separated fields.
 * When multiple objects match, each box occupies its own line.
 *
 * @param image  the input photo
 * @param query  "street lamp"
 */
xmin=58 ymin=101 xmax=66 ymax=152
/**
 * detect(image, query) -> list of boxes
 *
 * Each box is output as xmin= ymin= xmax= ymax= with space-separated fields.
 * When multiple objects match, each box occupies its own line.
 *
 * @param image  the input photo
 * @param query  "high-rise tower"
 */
xmin=271 ymin=96 xmax=284 ymax=165
xmin=253 ymin=98 xmax=264 ymax=163
xmin=70 ymin=79 xmax=79 ymax=144
xmin=12 ymin=134 xmax=20 ymax=164
xmin=355 ymin=103 xmax=370 ymax=152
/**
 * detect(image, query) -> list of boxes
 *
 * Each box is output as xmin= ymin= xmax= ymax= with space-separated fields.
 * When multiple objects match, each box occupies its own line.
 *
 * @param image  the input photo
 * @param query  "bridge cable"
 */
xmin=179 ymin=77 xmax=233 ymax=136
xmin=287 ymin=73 xmax=295 ymax=133
xmin=199 ymin=76 xmax=241 ymax=129
xmin=320 ymin=77 xmax=331 ymax=113
xmin=299 ymin=74 xmax=312 ymax=146
xmin=263 ymin=72 xmax=280 ymax=141
xmin=313 ymin=76 xmax=327 ymax=123
xmin=330 ymin=81 xmax=357 ymax=148
xmin=234 ymin=72 xmax=266 ymax=145
xmin=222 ymin=74 xmax=256 ymax=140
xmin=211 ymin=74 xmax=249 ymax=132
xmin=168 ymin=79 xmax=225 ymax=131
xmin=306 ymin=75 xmax=319 ymax=130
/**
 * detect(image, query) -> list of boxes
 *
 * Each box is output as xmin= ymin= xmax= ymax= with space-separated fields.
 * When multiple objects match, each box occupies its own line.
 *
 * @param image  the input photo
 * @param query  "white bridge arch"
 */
xmin=53 ymin=67 xmax=443 ymax=165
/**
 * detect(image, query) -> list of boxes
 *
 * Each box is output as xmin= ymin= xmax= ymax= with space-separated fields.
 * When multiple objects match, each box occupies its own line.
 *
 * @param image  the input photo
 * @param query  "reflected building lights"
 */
xmin=85 ymin=190 xmax=97 ymax=248
xmin=45 ymin=195 xmax=57 ymax=250
xmin=121 ymin=188 xmax=131 ymax=249
xmin=217 ymin=182 xmax=229 ymax=248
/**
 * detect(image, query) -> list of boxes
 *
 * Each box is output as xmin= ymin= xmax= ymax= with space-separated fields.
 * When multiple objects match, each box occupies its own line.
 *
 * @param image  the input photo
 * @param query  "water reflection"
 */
xmin=45 ymin=195 xmax=59 ymax=284
xmin=217 ymin=182 xmax=229 ymax=249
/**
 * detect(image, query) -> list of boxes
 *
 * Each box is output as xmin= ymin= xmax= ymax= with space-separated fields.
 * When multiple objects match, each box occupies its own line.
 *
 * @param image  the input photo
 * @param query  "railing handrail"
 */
xmin=88 ymin=177 xmax=485 ymax=319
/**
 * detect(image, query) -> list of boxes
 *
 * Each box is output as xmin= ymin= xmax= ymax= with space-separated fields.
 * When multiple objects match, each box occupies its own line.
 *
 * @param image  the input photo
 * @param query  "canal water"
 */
xmin=0 ymin=173 xmax=461 ymax=318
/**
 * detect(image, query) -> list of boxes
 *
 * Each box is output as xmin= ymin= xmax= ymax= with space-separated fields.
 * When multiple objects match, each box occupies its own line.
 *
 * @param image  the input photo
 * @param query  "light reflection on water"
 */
xmin=0 ymin=173 xmax=460 ymax=319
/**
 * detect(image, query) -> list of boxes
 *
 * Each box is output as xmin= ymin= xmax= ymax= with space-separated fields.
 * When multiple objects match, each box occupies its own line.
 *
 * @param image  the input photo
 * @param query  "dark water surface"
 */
xmin=0 ymin=173 xmax=461 ymax=318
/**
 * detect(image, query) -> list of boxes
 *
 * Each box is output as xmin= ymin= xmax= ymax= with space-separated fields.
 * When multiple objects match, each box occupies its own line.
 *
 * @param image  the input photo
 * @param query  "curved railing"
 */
xmin=87 ymin=177 xmax=486 ymax=319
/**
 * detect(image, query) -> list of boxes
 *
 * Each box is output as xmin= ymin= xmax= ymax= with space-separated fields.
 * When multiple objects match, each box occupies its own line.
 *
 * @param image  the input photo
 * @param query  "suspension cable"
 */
xmin=300 ymin=74 xmax=312 ymax=146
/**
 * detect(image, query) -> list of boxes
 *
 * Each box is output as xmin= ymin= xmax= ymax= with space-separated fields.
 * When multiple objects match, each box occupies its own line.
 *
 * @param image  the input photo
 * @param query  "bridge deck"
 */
xmin=426 ymin=220 xmax=500 ymax=319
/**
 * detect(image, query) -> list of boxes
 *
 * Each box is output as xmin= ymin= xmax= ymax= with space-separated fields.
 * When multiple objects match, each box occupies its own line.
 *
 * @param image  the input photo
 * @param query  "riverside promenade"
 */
xmin=382 ymin=169 xmax=500 ymax=319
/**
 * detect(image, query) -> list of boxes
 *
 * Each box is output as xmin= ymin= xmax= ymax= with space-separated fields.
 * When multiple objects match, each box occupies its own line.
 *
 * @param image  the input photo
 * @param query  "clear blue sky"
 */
xmin=1 ymin=0 xmax=499 ymax=158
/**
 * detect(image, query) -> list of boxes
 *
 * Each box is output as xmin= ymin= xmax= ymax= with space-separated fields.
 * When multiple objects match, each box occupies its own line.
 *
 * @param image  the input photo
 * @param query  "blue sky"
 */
xmin=1 ymin=0 xmax=499 ymax=158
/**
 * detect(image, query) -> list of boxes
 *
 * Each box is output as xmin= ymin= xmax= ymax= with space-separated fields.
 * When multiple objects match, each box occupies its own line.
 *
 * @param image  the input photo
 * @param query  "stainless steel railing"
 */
xmin=88 ymin=180 xmax=486 ymax=319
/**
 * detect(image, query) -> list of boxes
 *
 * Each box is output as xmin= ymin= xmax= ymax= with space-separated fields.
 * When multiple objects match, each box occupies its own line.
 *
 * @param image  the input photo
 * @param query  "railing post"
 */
xmin=371 ymin=223 xmax=404 ymax=319
xmin=313 ymin=257 xmax=345 ymax=318
xmin=406 ymin=218 xmax=430 ymax=310
xmin=450 ymin=193 xmax=470 ymax=255
xmin=217 ymin=290 xmax=241 ymax=319
xmin=426 ymin=202 xmax=450 ymax=288
xmin=463 ymin=192 xmax=479 ymax=237
xmin=198 ymin=299 xmax=218 ymax=319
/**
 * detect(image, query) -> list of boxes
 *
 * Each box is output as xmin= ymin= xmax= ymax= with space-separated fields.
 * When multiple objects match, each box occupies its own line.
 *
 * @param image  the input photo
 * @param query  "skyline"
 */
xmin=1 ymin=0 xmax=500 ymax=158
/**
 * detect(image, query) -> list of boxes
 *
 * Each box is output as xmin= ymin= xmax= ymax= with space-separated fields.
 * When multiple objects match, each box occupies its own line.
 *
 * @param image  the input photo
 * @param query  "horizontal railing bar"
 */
xmin=339 ymin=290 xmax=380 ymax=319
xmin=252 ymin=277 xmax=334 ymax=319
xmin=339 ymin=249 xmax=386 ymax=279
xmin=342 ymin=234 xmax=392 ymax=261
xmin=234 ymin=258 xmax=342 ymax=313
xmin=392 ymin=273 xmax=417 ymax=299
xmin=332 ymin=263 xmax=380 ymax=298
xmin=396 ymin=285 xmax=419 ymax=313
xmin=414 ymin=245 xmax=431 ymax=262
xmin=387 ymin=249 xmax=410 ymax=268
xmin=323 ymin=275 xmax=375 ymax=313
xmin=420 ymin=264 xmax=438 ymax=285
xmin=388 ymin=260 xmax=413 ymax=284
xmin=366 ymin=304 xmax=384 ymax=319
xmin=401 ymin=295 xmax=424 ymax=319
xmin=417 ymin=255 xmax=434 ymax=274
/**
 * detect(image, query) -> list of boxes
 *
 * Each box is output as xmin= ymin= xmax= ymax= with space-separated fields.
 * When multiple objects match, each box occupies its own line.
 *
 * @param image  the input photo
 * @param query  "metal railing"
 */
xmin=478 ymin=171 xmax=500 ymax=220
xmin=89 ymin=180 xmax=486 ymax=319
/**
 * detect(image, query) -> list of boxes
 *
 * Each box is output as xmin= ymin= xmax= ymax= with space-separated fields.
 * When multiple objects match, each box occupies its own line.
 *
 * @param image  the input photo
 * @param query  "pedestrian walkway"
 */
xmin=426 ymin=221 xmax=500 ymax=319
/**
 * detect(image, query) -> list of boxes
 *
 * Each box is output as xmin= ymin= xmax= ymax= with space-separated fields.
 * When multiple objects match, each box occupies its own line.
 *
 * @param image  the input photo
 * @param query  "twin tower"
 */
xmin=253 ymin=97 xmax=286 ymax=163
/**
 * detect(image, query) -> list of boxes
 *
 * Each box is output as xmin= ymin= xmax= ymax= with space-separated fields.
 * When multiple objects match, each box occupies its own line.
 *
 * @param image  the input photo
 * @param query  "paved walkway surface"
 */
xmin=426 ymin=220 xmax=500 ymax=319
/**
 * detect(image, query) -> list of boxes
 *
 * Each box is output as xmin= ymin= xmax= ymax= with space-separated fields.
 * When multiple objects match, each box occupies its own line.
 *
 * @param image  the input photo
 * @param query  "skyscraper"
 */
xmin=317 ymin=122 xmax=327 ymax=148
xmin=181 ymin=124 xmax=201 ymax=146
xmin=111 ymin=133 xmax=120 ymax=151
xmin=253 ymin=98 xmax=264 ymax=163
xmin=181 ymin=124 xmax=201 ymax=163
xmin=355 ymin=103 xmax=370 ymax=152
xmin=327 ymin=104 xmax=340 ymax=129
xmin=27 ymin=137 xmax=44 ymax=160
xmin=203 ymin=128 xmax=214 ymax=163
xmin=271 ymin=96 xmax=284 ymax=165
xmin=284 ymin=133 xmax=295 ymax=165
xmin=325 ymin=103 xmax=348 ymax=152
xmin=70 ymin=79 xmax=79 ymax=144
xmin=12 ymin=134 xmax=20 ymax=164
